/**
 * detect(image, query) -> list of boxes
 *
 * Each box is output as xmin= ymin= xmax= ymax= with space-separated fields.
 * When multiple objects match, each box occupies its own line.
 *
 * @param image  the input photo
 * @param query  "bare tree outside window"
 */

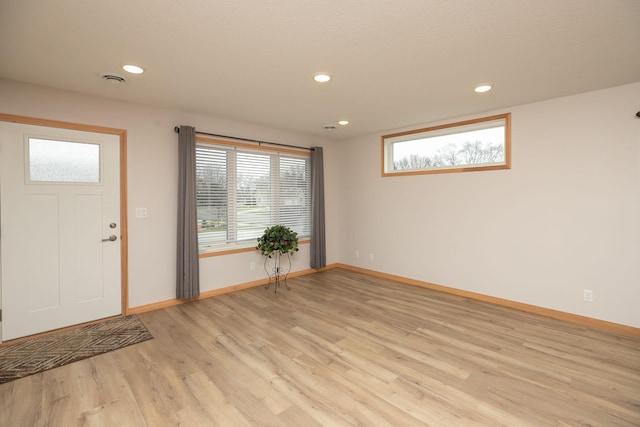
xmin=382 ymin=113 xmax=510 ymax=176
xmin=393 ymin=140 xmax=505 ymax=170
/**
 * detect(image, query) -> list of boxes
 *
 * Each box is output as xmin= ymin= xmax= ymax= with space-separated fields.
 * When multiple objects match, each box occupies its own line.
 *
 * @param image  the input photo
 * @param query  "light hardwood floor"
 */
xmin=1 ymin=268 xmax=639 ymax=426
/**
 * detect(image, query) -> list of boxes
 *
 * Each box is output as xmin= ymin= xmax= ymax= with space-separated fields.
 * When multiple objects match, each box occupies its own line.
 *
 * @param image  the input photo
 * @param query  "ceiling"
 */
xmin=1 ymin=0 xmax=639 ymax=140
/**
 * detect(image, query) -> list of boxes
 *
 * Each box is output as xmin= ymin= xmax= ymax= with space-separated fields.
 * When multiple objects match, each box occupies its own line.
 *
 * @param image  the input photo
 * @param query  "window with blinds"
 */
xmin=195 ymin=141 xmax=311 ymax=253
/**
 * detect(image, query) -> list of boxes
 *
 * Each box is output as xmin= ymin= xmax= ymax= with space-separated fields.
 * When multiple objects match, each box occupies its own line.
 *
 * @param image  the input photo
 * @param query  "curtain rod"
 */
xmin=174 ymin=126 xmax=313 ymax=151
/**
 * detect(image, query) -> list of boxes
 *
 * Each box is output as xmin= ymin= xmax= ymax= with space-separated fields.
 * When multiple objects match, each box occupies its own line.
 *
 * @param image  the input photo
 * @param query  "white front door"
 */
xmin=0 ymin=122 xmax=122 ymax=341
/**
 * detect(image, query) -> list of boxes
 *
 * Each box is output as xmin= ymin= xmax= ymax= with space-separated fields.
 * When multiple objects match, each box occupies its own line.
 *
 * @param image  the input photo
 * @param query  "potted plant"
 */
xmin=257 ymin=225 xmax=299 ymax=293
xmin=256 ymin=225 xmax=299 ymax=258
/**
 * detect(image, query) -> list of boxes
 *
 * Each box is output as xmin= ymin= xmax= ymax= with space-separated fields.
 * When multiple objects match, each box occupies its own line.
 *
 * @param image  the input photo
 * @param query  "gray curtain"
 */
xmin=177 ymin=125 xmax=200 ymax=298
xmin=310 ymin=147 xmax=326 ymax=268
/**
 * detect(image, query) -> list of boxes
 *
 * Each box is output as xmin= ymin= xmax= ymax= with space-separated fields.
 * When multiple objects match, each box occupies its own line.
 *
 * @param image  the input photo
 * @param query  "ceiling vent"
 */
xmin=101 ymin=74 xmax=126 ymax=83
xmin=323 ymin=125 xmax=337 ymax=130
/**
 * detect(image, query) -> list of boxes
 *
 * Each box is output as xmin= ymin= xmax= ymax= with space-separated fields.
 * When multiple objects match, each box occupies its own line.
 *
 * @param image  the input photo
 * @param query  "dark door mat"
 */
xmin=0 ymin=315 xmax=153 ymax=384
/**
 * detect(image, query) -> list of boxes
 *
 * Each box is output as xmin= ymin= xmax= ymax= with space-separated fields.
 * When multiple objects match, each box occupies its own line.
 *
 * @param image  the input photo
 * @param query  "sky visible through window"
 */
xmin=392 ymin=126 xmax=504 ymax=162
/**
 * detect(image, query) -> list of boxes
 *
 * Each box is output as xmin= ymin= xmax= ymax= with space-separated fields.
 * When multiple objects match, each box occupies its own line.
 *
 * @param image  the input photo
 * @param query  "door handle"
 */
xmin=101 ymin=235 xmax=117 ymax=242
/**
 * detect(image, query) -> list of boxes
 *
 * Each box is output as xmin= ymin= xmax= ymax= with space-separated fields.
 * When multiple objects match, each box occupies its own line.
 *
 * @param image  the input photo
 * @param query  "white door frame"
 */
xmin=0 ymin=113 xmax=128 ymax=342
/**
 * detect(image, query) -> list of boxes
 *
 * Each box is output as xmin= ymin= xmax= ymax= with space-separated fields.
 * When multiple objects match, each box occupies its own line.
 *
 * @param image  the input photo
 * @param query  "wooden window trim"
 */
xmin=381 ymin=113 xmax=511 ymax=177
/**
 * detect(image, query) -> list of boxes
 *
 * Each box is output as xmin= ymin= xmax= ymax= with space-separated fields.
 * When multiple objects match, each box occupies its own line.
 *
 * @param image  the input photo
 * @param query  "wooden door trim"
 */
xmin=0 ymin=113 xmax=129 ymax=317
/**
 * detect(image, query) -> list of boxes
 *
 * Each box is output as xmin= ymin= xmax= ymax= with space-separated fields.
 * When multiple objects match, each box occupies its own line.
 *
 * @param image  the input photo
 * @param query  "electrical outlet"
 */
xmin=250 ymin=262 xmax=256 ymax=271
xmin=583 ymin=289 xmax=593 ymax=302
xmin=368 ymin=253 xmax=374 ymax=262
xmin=355 ymin=250 xmax=360 ymax=259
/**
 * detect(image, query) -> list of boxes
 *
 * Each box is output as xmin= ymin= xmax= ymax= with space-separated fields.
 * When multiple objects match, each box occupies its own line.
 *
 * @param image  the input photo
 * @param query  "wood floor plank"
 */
xmin=182 ymin=371 xmax=254 ymax=427
xmin=0 ymin=374 xmax=46 ymax=426
xmin=1 ymin=268 xmax=639 ymax=426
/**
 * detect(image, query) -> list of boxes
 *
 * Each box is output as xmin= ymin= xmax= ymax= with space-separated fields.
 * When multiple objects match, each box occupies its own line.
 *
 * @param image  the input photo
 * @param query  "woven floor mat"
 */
xmin=0 ymin=315 xmax=153 ymax=384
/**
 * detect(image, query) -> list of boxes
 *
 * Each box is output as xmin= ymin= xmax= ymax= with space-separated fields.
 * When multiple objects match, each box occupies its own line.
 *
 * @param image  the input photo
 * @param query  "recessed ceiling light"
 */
xmin=474 ymin=84 xmax=492 ymax=93
xmin=313 ymin=72 xmax=331 ymax=83
xmin=123 ymin=64 xmax=144 ymax=74
xmin=338 ymin=120 xmax=349 ymax=126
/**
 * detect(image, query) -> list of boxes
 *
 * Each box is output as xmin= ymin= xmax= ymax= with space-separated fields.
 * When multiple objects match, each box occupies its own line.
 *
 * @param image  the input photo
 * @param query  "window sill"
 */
xmin=199 ymin=239 xmax=310 ymax=258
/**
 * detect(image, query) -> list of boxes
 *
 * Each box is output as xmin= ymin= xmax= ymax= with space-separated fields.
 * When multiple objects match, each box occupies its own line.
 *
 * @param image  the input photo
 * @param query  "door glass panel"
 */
xmin=28 ymin=138 xmax=100 ymax=183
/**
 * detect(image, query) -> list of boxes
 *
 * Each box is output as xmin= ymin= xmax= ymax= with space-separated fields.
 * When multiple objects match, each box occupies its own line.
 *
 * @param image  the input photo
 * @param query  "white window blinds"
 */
xmin=196 ymin=142 xmax=311 ymax=253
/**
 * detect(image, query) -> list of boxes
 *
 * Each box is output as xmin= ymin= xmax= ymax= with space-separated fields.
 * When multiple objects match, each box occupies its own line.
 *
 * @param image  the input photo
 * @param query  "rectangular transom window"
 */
xmin=382 ymin=113 xmax=511 ymax=176
xmin=196 ymin=139 xmax=311 ymax=253
xmin=27 ymin=138 xmax=101 ymax=183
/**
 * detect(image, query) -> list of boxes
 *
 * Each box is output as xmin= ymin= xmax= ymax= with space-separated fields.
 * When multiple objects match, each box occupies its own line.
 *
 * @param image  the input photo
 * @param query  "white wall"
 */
xmin=2 ymin=78 xmax=638 ymax=328
xmin=336 ymin=82 xmax=640 ymax=328
xmin=0 ymin=79 xmax=338 ymax=308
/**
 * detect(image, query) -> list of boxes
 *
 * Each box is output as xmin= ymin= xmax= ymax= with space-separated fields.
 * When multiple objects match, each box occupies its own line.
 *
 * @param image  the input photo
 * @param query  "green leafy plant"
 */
xmin=256 ymin=225 xmax=299 ymax=258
